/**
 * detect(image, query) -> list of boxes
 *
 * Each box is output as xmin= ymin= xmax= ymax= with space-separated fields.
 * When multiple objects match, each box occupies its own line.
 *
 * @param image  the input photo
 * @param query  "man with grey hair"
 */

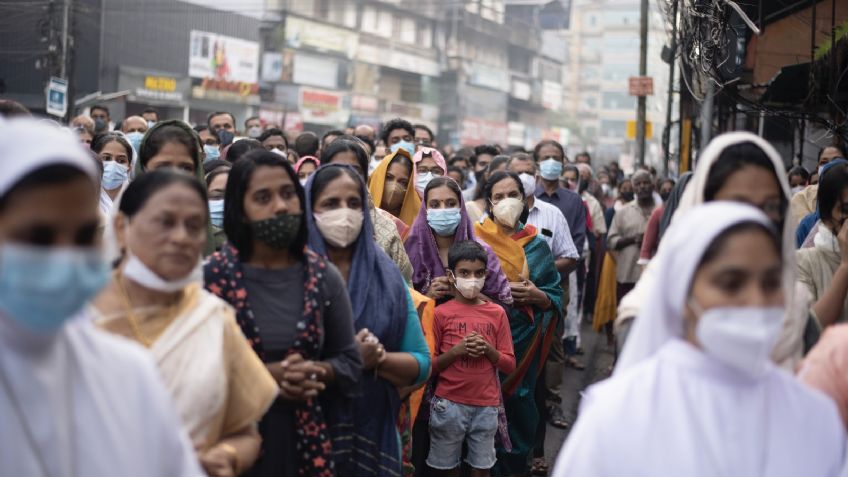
xmin=607 ymin=170 xmax=657 ymax=305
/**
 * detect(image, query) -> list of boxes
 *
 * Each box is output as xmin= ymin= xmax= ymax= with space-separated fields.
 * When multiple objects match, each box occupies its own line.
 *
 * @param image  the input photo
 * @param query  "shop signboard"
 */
xmin=460 ymin=118 xmax=508 ymax=146
xmin=285 ymin=16 xmax=359 ymax=58
xmin=292 ymin=53 xmax=339 ymax=89
xmin=189 ymin=30 xmax=259 ymax=84
xmin=189 ymin=30 xmax=259 ymax=103
xmin=300 ymin=88 xmax=347 ymax=125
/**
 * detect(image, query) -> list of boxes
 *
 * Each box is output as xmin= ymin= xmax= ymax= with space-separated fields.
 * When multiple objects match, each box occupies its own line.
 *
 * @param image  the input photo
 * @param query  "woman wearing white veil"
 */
xmin=552 ymin=202 xmax=846 ymax=477
xmin=616 ymin=132 xmax=810 ymax=369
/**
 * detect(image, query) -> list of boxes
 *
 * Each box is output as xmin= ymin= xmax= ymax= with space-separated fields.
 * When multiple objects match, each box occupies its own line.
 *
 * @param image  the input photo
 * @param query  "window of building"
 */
xmin=343 ymin=1 xmax=358 ymax=28
xmin=400 ymin=18 xmax=416 ymax=44
xmin=400 ymin=74 xmax=423 ymax=103
xmin=603 ymin=10 xmax=639 ymax=28
xmin=417 ymin=21 xmax=432 ymax=48
xmin=361 ymin=6 xmax=378 ymax=33
xmin=377 ymin=10 xmax=393 ymax=37
xmin=600 ymin=119 xmax=628 ymax=138
xmin=602 ymin=91 xmax=636 ymax=110
xmin=291 ymin=0 xmax=315 ymax=16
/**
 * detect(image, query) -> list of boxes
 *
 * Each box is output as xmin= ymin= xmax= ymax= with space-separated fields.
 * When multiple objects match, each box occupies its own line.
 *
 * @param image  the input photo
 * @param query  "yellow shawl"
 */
xmin=474 ymin=217 xmax=530 ymax=282
xmin=592 ymin=252 xmax=618 ymax=331
xmin=407 ymin=288 xmax=435 ymax=423
xmin=368 ymin=149 xmax=421 ymax=226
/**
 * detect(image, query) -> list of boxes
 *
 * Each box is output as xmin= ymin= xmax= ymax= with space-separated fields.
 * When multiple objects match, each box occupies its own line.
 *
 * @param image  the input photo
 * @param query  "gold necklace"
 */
xmin=114 ymin=273 xmax=182 ymax=348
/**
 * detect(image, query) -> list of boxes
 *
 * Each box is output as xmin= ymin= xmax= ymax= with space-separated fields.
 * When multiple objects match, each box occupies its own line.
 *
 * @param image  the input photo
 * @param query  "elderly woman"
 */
xmin=92 ymin=170 xmax=278 ymax=476
xmin=473 ymin=171 xmax=563 ymax=476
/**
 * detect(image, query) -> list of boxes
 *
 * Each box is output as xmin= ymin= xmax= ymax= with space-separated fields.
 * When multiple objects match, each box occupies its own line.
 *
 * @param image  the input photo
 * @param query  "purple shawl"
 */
xmin=404 ymin=186 xmax=513 ymax=305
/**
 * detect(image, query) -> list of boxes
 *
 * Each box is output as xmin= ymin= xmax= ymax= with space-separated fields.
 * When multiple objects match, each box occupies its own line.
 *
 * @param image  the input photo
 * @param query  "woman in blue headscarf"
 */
xmin=305 ymin=163 xmax=431 ymax=477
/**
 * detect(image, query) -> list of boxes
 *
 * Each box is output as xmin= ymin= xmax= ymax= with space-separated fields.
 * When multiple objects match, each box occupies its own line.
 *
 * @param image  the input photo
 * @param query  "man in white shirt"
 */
xmin=508 ymin=154 xmax=580 ymax=441
xmin=0 ymin=118 xmax=203 ymax=477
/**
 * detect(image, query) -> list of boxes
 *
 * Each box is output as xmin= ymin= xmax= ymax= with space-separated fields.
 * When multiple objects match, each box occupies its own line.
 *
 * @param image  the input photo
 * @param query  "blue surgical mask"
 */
xmin=217 ymin=129 xmax=235 ymax=147
xmin=391 ymin=140 xmax=416 ymax=158
xmin=0 ymin=243 xmax=108 ymax=333
xmin=204 ymin=144 xmax=221 ymax=162
xmin=147 ymin=120 xmax=156 ymax=129
xmin=415 ymin=172 xmax=434 ymax=194
xmin=209 ymin=199 xmax=225 ymax=228
xmin=125 ymin=131 xmax=144 ymax=152
xmin=539 ymin=158 xmax=563 ymax=181
xmin=427 ymin=208 xmax=462 ymax=236
xmin=102 ymin=161 xmax=128 ymax=191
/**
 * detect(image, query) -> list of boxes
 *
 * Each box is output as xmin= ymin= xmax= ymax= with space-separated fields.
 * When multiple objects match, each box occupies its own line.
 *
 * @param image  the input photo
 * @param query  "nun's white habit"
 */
xmin=0 ymin=118 xmax=203 ymax=476
xmin=553 ymin=203 xmax=847 ymax=477
xmin=616 ymin=132 xmax=810 ymax=369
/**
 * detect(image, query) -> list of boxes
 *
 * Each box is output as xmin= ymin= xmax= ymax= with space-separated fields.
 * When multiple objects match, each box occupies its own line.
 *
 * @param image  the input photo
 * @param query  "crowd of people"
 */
xmin=2 ymin=96 xmax=848 ymax=477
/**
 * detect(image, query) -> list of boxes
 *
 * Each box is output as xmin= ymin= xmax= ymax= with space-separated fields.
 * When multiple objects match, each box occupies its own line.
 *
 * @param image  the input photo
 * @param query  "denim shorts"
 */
xmin=426 ymin=396 xmax=498 ymax=470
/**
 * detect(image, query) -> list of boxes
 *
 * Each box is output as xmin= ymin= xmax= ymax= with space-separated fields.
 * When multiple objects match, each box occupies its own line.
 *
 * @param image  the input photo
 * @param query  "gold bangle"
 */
xmin=217 ymin=443 xmax=241 ymax=474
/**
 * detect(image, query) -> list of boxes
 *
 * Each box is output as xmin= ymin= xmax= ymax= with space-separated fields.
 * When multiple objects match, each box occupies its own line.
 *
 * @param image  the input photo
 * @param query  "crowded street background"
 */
xmin=2 ymin=0 xmax=848 ymax=476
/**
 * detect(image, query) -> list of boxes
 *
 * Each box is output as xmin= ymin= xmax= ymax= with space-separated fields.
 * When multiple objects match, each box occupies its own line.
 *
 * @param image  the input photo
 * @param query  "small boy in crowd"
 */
xmin=427 ymin=240 xmax=516 ymax=477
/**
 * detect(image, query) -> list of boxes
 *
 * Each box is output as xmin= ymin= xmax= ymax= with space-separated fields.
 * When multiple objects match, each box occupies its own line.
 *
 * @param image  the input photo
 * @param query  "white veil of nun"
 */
xmin=553 ymin=202 xmax=847 ymax=477
xmin=616 ymin=132 xmax=807 ymax=369
xmin=615 ymin=202 xmax=773 ymax=373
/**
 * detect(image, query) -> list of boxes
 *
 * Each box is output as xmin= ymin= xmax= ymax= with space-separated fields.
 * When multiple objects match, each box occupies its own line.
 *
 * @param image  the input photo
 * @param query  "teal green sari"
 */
xmin=493 ymin=224 xmax=563 ymax=475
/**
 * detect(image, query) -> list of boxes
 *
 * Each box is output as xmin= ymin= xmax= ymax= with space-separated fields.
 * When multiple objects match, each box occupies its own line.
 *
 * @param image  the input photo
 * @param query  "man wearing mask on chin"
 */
xmin=0 ymin=118 xmax=204 ymax=476
xmin=607 ymin=170 xmax=657 ymax=303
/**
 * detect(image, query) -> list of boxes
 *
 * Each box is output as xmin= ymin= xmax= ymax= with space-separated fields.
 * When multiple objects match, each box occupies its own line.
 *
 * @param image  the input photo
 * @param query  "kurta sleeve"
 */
xmin=400 ymin=290 xmax=432 ymax=385
xmin=220 ymin=311 xmax=279 ymax=437
xmin=795 ymin=250 xmax=818 ymax=298
xmin=607 ymin=210 xmax=624 ymax=251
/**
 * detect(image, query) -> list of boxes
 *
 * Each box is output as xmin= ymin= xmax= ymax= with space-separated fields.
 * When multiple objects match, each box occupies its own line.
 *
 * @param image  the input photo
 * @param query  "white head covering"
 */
xmin=617 ymin=132 xmax=802 ymax=370
xmin=615 ymin=202 xmax=775 ymax=373
xmin=0 ymin=117 xmax=98 ymax=196
xmin=673 ymin=131 xmax=792 ymax=224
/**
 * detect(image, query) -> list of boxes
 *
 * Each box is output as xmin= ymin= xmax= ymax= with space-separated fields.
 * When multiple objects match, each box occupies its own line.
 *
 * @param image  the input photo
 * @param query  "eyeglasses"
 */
xmin=417 ymin=166 xmax=444 ymax=175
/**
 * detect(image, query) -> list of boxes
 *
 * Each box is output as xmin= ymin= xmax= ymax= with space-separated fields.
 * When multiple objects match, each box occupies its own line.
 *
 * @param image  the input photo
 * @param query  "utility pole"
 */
xmin=59 ymin=0 xmax=74 ymax=122
xmin=635 ymin=0 xmax=649 ymax=167
xmin=59 ymin=0 xmax=70 ymax=79
xmin=662 ymin=0 xmax=678 ymax=177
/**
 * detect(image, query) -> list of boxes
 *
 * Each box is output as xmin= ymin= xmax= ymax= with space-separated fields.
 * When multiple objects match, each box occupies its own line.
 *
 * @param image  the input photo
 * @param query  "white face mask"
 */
xmin=518 ymin=173 xmax=537 ymax=197
xmin=314 ymin=208 xmax=364 ymax=248
xmin=492 ymin=197 xmax=524 ymax=228
xmin=453 ymin=276 xmax=485 ymax=300
xmin=790 ymin=185 xmax=804 ymax=196
xmin=122 ymin=252 xmax=202 ymax=293
xmin=692 ymin=301 xmax=785 ymax=379
xmin=415 ymin=172 xmax=434 ymax=195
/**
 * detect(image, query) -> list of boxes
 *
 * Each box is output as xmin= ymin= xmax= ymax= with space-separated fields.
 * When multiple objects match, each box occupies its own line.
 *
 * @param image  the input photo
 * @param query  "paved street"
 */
xmin=543 ymin=321 xmax=616 ymax=471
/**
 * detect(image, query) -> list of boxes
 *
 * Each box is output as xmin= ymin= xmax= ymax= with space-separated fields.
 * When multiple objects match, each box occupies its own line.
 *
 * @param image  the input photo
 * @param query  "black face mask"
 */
xmin=660 ymin=192 xmax=671 ymax=202
xmin=620 ymin=191 xmax=634 ymax=202
xmin=250 ymin=214 xmax=302 ymax=249
xmin=217 ymin=129 xmax=235 ymax=147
